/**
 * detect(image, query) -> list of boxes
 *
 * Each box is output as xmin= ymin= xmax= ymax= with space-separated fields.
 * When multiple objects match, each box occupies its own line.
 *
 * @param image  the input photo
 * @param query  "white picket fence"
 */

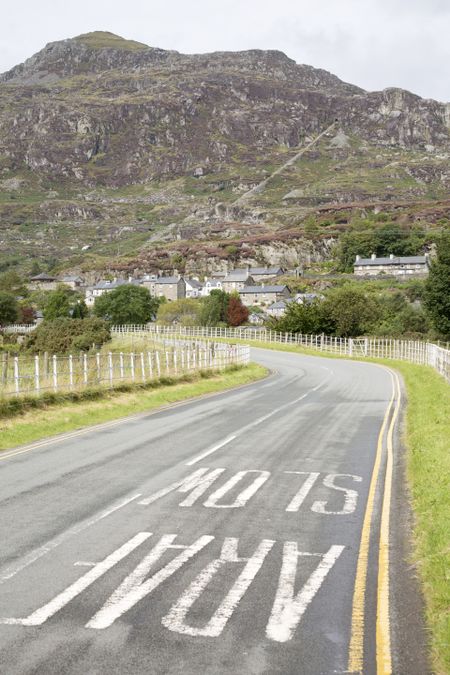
xmin=0 ymin=343 xmax=250 ymax=398
xmin=2 ymin=324 xmax=36 ymax=334
xmin=111 ymin=325 xmax=450 ymax=383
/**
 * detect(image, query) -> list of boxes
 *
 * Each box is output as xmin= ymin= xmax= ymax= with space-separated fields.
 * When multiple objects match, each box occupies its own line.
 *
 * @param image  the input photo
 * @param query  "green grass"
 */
xmin=0 ymin=363 xmax=267 ymax=451
xmin=392 ymin=362 xmax=450 ymax=674
xmin=73 ymin=32 xmax=149 ymax=52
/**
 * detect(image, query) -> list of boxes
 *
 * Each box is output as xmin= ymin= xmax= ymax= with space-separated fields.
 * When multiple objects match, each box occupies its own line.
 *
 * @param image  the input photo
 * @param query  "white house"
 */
xmin=200 ymin=279 xmax=223 ymax=297
xmin=184 ymin=278 xmax=203 ymax=298
xmin=354 ymin=254 xmax=430 ymax=277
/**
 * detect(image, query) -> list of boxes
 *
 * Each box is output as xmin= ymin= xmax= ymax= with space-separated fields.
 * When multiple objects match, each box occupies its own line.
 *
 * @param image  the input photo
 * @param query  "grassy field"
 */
xmin=0 ymin=363 xmax=267 ymax=451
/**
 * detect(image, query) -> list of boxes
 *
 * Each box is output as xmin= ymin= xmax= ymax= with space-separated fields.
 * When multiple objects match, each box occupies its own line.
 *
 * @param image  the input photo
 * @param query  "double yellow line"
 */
xmin=348 ymin=367 xmax=402 ymax=674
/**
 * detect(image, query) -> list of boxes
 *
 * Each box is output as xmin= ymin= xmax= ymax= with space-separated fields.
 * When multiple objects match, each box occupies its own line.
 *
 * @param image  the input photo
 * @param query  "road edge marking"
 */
xmin=376 ymin=369 xmax=401 ymax=674
xmin=347 ymin=370 xmax=396 ymax=673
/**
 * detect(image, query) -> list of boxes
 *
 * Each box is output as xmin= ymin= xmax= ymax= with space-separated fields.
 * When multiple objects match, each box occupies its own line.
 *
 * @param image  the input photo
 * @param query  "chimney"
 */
xmin=356 ymin=255 xmax=360 ymax=261
xmin=389 ymin=254 xmax=394 ymax=260
xmin=371 ymin=253 xmax=376 ymax=260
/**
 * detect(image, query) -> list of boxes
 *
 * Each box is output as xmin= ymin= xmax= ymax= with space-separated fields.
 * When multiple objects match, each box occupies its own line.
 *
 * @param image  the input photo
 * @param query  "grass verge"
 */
xmin=392 ymin=361 xmax=450 ymax=674
xmin=212 ymin=336 xmax=449 ymax=671
xmin=0 ymin=363 xmax=267 ymax=451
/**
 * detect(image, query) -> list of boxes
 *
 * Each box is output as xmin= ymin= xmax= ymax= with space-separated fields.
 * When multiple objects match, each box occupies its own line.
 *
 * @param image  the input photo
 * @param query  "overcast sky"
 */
xmin=1 ymin=0 xmax=449 ymax=101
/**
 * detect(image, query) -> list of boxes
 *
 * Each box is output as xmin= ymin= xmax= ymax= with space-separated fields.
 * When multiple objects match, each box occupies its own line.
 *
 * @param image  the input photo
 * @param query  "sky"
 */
xmin=1 ymin=0 xmax=449 ymax=101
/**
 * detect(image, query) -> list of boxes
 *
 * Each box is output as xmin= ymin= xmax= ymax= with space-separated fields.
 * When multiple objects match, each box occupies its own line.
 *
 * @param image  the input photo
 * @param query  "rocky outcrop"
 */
xmin=0 ymin=32 xmax=448 ymax=189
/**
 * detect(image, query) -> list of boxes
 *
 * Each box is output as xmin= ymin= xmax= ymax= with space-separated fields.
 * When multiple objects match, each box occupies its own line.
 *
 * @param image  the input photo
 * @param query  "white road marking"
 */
xmin=186 ymin=377 xmax=330 ymax=465
xmin=203 ymin=470 xmax=270 ymax=508
xmin=73 ymin=562 xmax=96 ymax=567
xmin=0 ymin=492 xmax=142 ymax=584
xmin=162 ymin=537 xmax=275 ymax=636
xmin=285 ymin=472 xmax=320 ymax=512
xmin=266 ymin=543 xmax=345 ymax=642
xmin=87 ymin=534 xmax=214 ymax=630
xmin=185 ymin=436 xmax=237 ymax=466
xmin=0 ymin=532 xmax=151 ymax=626
xmin=311 ymin=474 xmax=362 ymax=515
xmin=139 ymin=467 xmax=225 ymax=506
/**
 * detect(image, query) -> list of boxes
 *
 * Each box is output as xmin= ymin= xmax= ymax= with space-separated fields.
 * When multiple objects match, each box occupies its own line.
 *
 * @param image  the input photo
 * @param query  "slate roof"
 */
xmin=30 ymin=272 xmax=57 ymax=281
xmin=223 ymin=270 xmax=253 ymax=282
xmin=355 ymin=256 xmax=428 ymax=266
xmin=152 ymin=276 xmax=183 ymax=284
xmin=250 ymin=266 xmax=283 ymax=275
xmin=239 ymin=285 xmax=288 ymax=294
xmin=92 ymin=279 xmax=140 ymax=290
xmin=185 ymin=278 xmax=202 ymax=289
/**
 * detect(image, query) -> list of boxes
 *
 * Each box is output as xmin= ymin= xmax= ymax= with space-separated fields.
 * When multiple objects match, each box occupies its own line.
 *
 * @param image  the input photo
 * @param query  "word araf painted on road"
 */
xmin=139 ymin=467 xmax=363 ymax=514
xmin=0 ymin=533 xmax=344 ymax=641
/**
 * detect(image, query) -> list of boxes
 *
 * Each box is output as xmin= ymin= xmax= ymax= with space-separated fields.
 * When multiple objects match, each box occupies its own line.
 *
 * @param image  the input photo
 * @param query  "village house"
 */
xmin=60 ymin=275 xmax=84 ymax=290
xmin=266 ymin=299 xmax=293 ymax=318
xmin=239 ymin=284 xmax=290 ymax=307
xmin=85 ymin=278 xmax=140 ymax=307
xmin=141 ymin=275 xmax=186 ymax=301
xmin=184 ymin=278 xmax=203 ymax=298
xmin=222 ymin=269 xmax=255 ymax=293
xmin=28 ymin=272 xmax=60 ymax=291
xmin=354 ymin=253 xmax=430 ymax=277
xmin=200 ymin=279 xmax=223 ymax=297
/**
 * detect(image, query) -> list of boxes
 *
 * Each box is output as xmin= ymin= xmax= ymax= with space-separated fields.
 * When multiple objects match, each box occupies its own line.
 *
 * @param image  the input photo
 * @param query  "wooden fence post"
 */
xmin=34 ymin=354 xmax=40 ymax=393
xmin=52 ymin=355 xmax=58 ymax=392
xmin=69 ymin=354 xmax=74 ymax=390
xmin=14 ymin=356 xmax=20 ymax=394
xmin=108 ymin=352 xmax=114 ymax=387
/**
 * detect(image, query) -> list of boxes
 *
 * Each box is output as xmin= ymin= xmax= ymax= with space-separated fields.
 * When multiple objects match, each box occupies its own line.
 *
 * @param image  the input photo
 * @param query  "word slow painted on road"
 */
xmin=139 ymin=467 xmax=363 ymax=514
xmin=0 ymin=532 xmax=344 ymax=642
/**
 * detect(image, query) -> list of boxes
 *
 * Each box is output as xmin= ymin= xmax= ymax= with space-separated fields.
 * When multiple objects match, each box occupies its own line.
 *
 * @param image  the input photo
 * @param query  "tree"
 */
xmin=199 ymin=290 xmax=230 ymax=326
xmin=157 ymin=298 xmax=201 ymax=326
xmin=43 ymin=288 xmax=72 ymax=320
xmin=71 ymin=300 xmax=88 ymax=319
xmin=424 ymin=232 xmax=450 ymax=337
xmin=0 ymin=292 xmax=19 ymax=325
xmin=322 ymin=286 xmax=382 ymax=337
xmin=272 ymin=300 xmax=330 ymax=335
xmin=0 ymin=271 xmax=27 ymax=297
xmin=226 ymin=294 xmax=249 ymax=327
xmin=93 ymin=285 xmax=159 ymax=325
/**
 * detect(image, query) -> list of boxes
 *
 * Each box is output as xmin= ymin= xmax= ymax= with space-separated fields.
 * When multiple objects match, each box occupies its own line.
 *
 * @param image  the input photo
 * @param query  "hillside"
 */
xmin=0 ymin=31 xmax=449 ymax=276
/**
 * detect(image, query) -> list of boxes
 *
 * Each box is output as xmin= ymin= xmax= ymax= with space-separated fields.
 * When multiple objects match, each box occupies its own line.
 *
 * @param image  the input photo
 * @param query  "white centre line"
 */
xmin=0 ymin=492 xmax=142 ymax=584
xmin=186 ymin=376 xmax=330 ymax=466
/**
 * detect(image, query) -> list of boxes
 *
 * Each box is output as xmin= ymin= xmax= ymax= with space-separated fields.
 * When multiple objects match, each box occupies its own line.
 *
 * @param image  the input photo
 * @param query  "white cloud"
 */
xmin=1 ymin=0 xmax=449 ymax=101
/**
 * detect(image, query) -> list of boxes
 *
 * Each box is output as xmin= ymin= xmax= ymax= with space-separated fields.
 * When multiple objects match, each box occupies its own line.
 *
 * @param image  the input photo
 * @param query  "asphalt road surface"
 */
xmin=0 ymin=348 xmax=429 ymax=674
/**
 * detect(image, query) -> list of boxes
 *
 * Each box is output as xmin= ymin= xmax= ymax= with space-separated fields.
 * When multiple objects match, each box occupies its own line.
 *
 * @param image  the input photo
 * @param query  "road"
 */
xmin=0 ymin=348 xmax=429 ymax=675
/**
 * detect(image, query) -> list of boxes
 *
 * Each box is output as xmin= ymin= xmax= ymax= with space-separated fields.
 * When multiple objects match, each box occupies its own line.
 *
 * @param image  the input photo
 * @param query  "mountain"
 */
xmin=0 ymin=31 xmax=449 ymax=275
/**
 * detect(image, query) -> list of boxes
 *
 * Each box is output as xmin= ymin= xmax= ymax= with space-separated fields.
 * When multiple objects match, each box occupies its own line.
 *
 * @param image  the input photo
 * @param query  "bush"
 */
xmin=25 ymin=318 xmax=111 ymax=354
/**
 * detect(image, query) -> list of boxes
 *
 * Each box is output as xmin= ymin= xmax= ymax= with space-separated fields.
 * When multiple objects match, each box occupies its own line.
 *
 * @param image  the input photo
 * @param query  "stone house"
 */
xmin=266 ymin=299 xmax=292 ymax=318
xmin=85 ymin=279 xmax=139 ymax=307
xmin=239 ymin=284 xmax=290 ymax=307
xmin=354 ymin=254 xmax=430 ymax=277
xmin=141 ymin=276 xmax=186 ymax=301
xmin=60 ymin=275 xmax=84 ymax=290
xmin=28 ymin=273 xmax=59 ymax=291
xmin=222 ymin=269 xmax=255 ymax=293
